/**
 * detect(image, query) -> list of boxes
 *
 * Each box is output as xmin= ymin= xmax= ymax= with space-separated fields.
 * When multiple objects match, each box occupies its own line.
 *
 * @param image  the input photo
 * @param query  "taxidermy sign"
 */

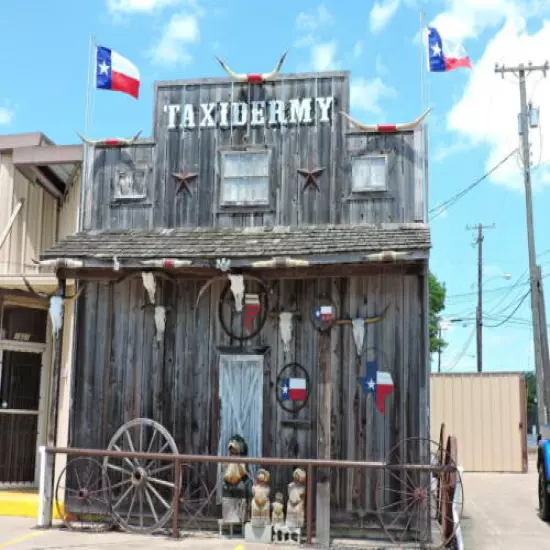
xmin=163 ymin=96 xmax=334 ymax=130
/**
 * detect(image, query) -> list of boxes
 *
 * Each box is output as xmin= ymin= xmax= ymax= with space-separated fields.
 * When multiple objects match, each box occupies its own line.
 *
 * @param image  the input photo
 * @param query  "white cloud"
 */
xmin=446 ymin=17 xmax=550 ymax=190
xmin=295 ymin=4 xmax=332 ymax=32
xmin=350 ymin=77 xmax=397 ymax=115
xmin=353 ymin=41 xmax=363 ymax=59
xmin=107 ymin=0 xmax=180 ymax=14
xmin=310 ymin=41 xmax=339 ymax=71
xmin=294 ymin=4 xmax=333 ymax=49
xmin=150 ymin=12 xmax=200 ymax=66
xmin=0 ymin=106 xmax=14 ymax=125
xmin=369 ymin=0 xmax=401 ymax=33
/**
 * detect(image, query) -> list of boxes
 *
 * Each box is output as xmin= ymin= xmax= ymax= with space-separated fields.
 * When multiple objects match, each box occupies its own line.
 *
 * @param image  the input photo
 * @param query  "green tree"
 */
xmin=429 ymin=272 xmax=447 ymax=354
xmin=524 ymin=370 xmax=538 ymax=426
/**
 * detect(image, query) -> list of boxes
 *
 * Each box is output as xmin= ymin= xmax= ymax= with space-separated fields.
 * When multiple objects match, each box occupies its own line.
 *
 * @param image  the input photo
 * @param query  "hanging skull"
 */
xmin=228 ymin=274 xmax=245 ymax=312
xmin=49 ymin=296 xmax=64 ymax=337
xmin=154 ymin=306 xmax=166 ymax=342
xmin=279 ymin=312 xmax=294 ymax=353
xmin=141 ymin=272 xmax=156 ymax=304
xmin=352 ymin=318 xmax=365 ymax=356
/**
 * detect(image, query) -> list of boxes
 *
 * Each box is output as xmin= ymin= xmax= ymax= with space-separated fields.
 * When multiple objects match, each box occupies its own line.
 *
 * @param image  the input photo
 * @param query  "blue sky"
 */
xmin=1 ymin=0 xmax=550 ymax=374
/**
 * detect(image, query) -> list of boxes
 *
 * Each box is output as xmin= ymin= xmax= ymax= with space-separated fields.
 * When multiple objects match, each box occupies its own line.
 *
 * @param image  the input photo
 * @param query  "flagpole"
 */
xmin=84 ymin=33 xmax=94 ymax=134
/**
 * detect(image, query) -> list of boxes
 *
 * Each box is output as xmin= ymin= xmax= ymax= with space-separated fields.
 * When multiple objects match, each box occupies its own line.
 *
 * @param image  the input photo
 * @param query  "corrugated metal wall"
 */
xmin=430 ymin=372 xmax=527 ymax=473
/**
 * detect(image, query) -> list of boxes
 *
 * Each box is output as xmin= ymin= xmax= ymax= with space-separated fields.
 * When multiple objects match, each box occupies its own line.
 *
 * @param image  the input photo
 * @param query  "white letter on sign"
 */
xmin=268 ymin=100 xmax=286 ymax=125
xmin=182 ymin=104 xmax=195 ymax=129
xmin=231 ymin=102 xmax=248 ymax=126
xmin=164 ymin=104 xmax=181 ymax=129
xmin=200 ymin=103 xmax=217 ymax=127
xmin=289 ymin=98 xmax=312 ymax=124
xmin=316 ymin=96 xmax=333 ymax=123
xmin=219 ymin=102 xmax=230 ymax=128
xmin=250 ymin=101 xmax=266 ymax=126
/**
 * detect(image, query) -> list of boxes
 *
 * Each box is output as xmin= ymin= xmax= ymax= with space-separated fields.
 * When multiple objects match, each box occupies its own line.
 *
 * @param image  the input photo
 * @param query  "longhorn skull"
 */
xmin=75 ymin=130 xmax=142 ymax=147
xmin=215 ymin=51 xmax=288 ymax=83
xmin=195 ymin=273 xmax=266 ymax=308
xmin=340 ymin=108 xmax=432 ymax=133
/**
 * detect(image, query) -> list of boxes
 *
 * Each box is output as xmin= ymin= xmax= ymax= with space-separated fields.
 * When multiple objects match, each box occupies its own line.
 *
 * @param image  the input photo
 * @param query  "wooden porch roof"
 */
xmin=40 ymin=224 xmax=430 ymax=269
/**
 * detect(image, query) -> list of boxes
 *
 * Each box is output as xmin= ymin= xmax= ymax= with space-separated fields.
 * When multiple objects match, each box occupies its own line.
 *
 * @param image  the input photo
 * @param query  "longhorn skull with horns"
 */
xmin=22 ymin=276 xmax=86 ymax=303
xmin=340 ymin=108 xmax=432 ymax=133
xmin=75 ymin=130 xmax=142 ymax=147
xmin=215 ymin=51 xmax=288 ymax=83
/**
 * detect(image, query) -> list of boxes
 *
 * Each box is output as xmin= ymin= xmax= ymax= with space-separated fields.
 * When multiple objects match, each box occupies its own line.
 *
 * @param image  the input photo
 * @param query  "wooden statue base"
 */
xmin=244 ymin=522 xmax=273 ymax=543
xmin=273 ymin=525 xmax=302 ymax=545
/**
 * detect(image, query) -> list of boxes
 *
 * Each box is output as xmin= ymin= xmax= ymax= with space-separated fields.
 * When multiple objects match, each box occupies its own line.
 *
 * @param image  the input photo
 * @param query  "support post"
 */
xmin=316 ymin=328 xmax=331 ymax=547
xmin=495 ymin=61 xmax=549 ymax=425
xmin=37 ymin=446 xmax=54 ymax=528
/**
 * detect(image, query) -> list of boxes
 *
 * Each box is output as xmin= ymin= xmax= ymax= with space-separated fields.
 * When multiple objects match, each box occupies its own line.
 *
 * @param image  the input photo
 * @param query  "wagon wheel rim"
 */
xmin=375 ymin=436 xmax=463 ymax=549
xmin=179 ymin=463 xmax=216 ymax=530
xmin=103 ymin=418 xmax=178 ymax=534
xmin=55 ymin=457 xmax=113 ymax=532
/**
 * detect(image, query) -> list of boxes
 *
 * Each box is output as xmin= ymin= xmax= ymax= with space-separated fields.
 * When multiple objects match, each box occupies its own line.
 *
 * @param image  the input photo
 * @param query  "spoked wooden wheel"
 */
xmin=103 ymin=418 xmax=179 ymax=534
xmin=179 ymin=463 xmax=215 ymax=530
xmin=55 ymin=457 xmax=112 ymax=532
xmin=375 ymin=437 xmax=463 ymax=549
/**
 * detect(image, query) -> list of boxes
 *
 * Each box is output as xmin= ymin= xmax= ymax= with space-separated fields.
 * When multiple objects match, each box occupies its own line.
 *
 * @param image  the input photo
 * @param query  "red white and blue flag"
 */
xmin=281 ymin=377 xmax=308 ymax=401
xmin=361 ymin=360 xmax=395 ymax=413
xmin=96 ymin=45 xmax=141 ymax=99
xmin=428 ymin=27 xmax=472 ymax=73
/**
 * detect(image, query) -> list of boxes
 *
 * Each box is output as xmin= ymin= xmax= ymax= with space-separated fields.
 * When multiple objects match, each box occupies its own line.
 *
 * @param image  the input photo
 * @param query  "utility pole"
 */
xmin=466 ymin=223 xmax=494 ymax=373
xmin=495 ymin=61 xmax=550 ymax=426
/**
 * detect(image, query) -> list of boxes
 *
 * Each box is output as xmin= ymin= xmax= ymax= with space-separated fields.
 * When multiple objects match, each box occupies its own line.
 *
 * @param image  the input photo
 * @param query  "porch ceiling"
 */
xmin=40 ymin=223 xmax=431 ymax=269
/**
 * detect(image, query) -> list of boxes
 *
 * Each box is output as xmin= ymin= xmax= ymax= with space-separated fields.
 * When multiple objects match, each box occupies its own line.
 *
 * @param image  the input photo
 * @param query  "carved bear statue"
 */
xmin=271 ymin=491 xmax=285 ymax=526
xmin=285 ymin=467 xmax=306 ymax=529
xmin=250 ymin=468 xmax=271 ymax=526
xmin=221 ymin=434 xmax=251 ymax=525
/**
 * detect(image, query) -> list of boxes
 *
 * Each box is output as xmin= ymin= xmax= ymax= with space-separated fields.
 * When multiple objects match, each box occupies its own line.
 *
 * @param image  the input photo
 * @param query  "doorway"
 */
xmin=0 ymin=350 xmax=43 ymax=484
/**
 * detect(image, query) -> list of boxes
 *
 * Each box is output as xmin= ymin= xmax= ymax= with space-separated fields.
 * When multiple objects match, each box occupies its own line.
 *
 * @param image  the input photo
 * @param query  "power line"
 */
xmin=429 ymin=148 xmax=519 ymax=220
xmin=483 ymin=290 xmax=531 ymax=328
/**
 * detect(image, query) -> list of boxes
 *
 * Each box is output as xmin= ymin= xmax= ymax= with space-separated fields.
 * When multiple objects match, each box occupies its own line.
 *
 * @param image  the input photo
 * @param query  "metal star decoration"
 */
xmin=172 ymin=170 xmax=198 ymax=195
xmin=297 ymin=161 xmax=326 ymax=191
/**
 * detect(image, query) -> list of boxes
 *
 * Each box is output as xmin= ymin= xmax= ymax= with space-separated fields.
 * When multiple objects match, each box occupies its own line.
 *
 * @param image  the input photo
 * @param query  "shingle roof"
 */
xmin=41 ymin=224 xmax=430 ymax=261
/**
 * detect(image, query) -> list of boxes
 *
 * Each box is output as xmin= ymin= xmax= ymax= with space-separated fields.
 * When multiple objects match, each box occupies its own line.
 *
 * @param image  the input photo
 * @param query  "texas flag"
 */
xmin=361 ymin=360 xmax=394 ymax=413
xmin=281 ymin=377 xmax=307 ymax=401
xmin=427 ymin=27 xmax=472 ymax=73
xmin=96 ymin=45 xmax=141 ymax=99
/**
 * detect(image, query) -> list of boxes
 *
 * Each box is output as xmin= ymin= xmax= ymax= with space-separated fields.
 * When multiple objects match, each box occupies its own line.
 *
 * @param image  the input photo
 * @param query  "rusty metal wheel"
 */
xmin=103 ymin=418 xmax=179 ymax=534
xmin=179 ymin=463 xmax=216 ymax=530
xmin=55 ymin=457 xmax=112 ymax=531
xmin=375 ymin=436 xmax=463 ymax=549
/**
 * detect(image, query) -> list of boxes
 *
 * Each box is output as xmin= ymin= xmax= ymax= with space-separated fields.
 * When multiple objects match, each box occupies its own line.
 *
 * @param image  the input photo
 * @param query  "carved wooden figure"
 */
xmin=250 ymin=468 xmax=271 ymax=526
xmin=221 ymin=434 xmax=250 ymax=526
xmin=285 ymin=468 xmax=306 ymax=528
xmin=271 ymin=492 xmax=285 ymax=526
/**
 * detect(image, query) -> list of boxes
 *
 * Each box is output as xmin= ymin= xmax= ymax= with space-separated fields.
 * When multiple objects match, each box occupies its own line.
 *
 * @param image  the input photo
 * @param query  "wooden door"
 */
xmin=217 ymin=354 xmax=264 ymax=486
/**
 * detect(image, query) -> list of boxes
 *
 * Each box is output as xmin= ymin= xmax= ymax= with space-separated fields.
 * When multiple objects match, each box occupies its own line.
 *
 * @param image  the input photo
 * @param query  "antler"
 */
xmin=215 ymin=50 xmax=288 ymax=83
xmin=75 ymin=130 xmax=142 ymax=147
xmin=340 ymin=108 xmax=432 ymax=133
xmin=22 ymin=276 xmax=49 ymax=300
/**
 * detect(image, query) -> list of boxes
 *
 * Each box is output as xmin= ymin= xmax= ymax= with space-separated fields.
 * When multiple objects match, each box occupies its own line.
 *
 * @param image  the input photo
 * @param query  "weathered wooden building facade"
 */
xmin=42 ymin=68 xmax=431 ymax=524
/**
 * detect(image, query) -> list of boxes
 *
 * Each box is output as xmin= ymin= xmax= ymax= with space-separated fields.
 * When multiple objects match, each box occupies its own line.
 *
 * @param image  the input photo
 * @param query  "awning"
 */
xmin=39 ymin=223 xmax=431 ymax=270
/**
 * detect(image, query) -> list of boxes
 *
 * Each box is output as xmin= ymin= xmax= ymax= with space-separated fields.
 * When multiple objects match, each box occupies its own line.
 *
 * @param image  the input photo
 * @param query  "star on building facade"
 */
xmin=172 ymin=171 xmax=198 ymax=195
xmin=297 ymin=163 xmax=326 ymax=191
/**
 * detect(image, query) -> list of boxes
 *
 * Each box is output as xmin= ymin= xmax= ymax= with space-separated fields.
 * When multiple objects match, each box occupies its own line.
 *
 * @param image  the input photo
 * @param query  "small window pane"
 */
xmin=352 ymin=156 xmax=388 ymax=191
xmin=221 ymin=151 xmax=270 ymax=206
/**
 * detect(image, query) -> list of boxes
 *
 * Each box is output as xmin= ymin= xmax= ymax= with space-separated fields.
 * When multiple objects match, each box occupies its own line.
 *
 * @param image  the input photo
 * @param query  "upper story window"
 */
xmin=220 ymin=150 xmax=271 ymax=207
xmin=351 ymin=154 xmax=388 ymax=192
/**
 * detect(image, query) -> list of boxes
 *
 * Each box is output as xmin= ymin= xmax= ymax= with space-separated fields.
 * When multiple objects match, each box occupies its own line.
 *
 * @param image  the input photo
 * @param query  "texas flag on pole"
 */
xmin=96 ymin=45 xmax=141 ymax=99
xmin=427 ymin=27 xmax=472 ymax=73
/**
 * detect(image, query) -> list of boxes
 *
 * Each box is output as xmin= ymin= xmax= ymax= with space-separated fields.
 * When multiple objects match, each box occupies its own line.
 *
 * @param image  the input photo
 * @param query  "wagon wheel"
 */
xmin=440 ymin=435 xmax=462 ymax=543
xmin=55 ymin=457 xmax=112 ymax=532
xmin=179 ymin=463 xmax=216 ymax=530
xmin=103 ymin=418 xmax=179 ymax=534
xmin=436 ymin=423 xmax=446 ymax=523
xmin=375 ymin=436 xmax=463 ymax=549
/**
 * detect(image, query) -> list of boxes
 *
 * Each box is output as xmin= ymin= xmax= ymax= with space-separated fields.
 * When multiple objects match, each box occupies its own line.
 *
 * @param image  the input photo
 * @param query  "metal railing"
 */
xmin=38 ymin=445 xmax=457 ymax=546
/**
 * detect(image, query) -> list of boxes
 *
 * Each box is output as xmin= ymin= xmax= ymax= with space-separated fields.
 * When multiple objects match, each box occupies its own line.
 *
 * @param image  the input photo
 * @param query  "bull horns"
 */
xmin=340 ymin=108 xmax=432 ymax=133
xmin=215 ymin=50 xmax=288 ymax=83
xmin=76 ymin=130 xmax=142 ymax=147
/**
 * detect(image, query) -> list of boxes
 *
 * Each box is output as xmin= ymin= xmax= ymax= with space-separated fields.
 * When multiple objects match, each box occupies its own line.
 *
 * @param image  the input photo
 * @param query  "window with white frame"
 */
xmin=220 ymin=150 xmax=270 ymax=206
xmin=351 ymin=154 xmax=388 ymax=192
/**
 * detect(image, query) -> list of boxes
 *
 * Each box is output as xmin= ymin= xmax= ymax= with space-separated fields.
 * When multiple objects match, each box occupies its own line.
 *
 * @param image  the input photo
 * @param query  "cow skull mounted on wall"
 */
xmin=340 ymin=108 xmax=432 ymax=133
xmin=75 ymin=130 xmax=142 ymax=147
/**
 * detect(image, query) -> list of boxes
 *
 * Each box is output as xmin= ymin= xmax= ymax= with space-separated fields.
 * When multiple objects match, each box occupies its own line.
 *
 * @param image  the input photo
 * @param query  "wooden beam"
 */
xmin=12 ymin=144 xmax=82 ymax=166
xmin=0 ymin=199 xmax=24 ymax=250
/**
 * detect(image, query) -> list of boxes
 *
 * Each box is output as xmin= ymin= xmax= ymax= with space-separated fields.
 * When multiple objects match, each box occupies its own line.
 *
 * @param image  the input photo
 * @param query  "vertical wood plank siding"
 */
xmin=80 ymin=73 xmax=426 ymax=231
xmin=70 ymin=270 xmax=425 ymax=511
